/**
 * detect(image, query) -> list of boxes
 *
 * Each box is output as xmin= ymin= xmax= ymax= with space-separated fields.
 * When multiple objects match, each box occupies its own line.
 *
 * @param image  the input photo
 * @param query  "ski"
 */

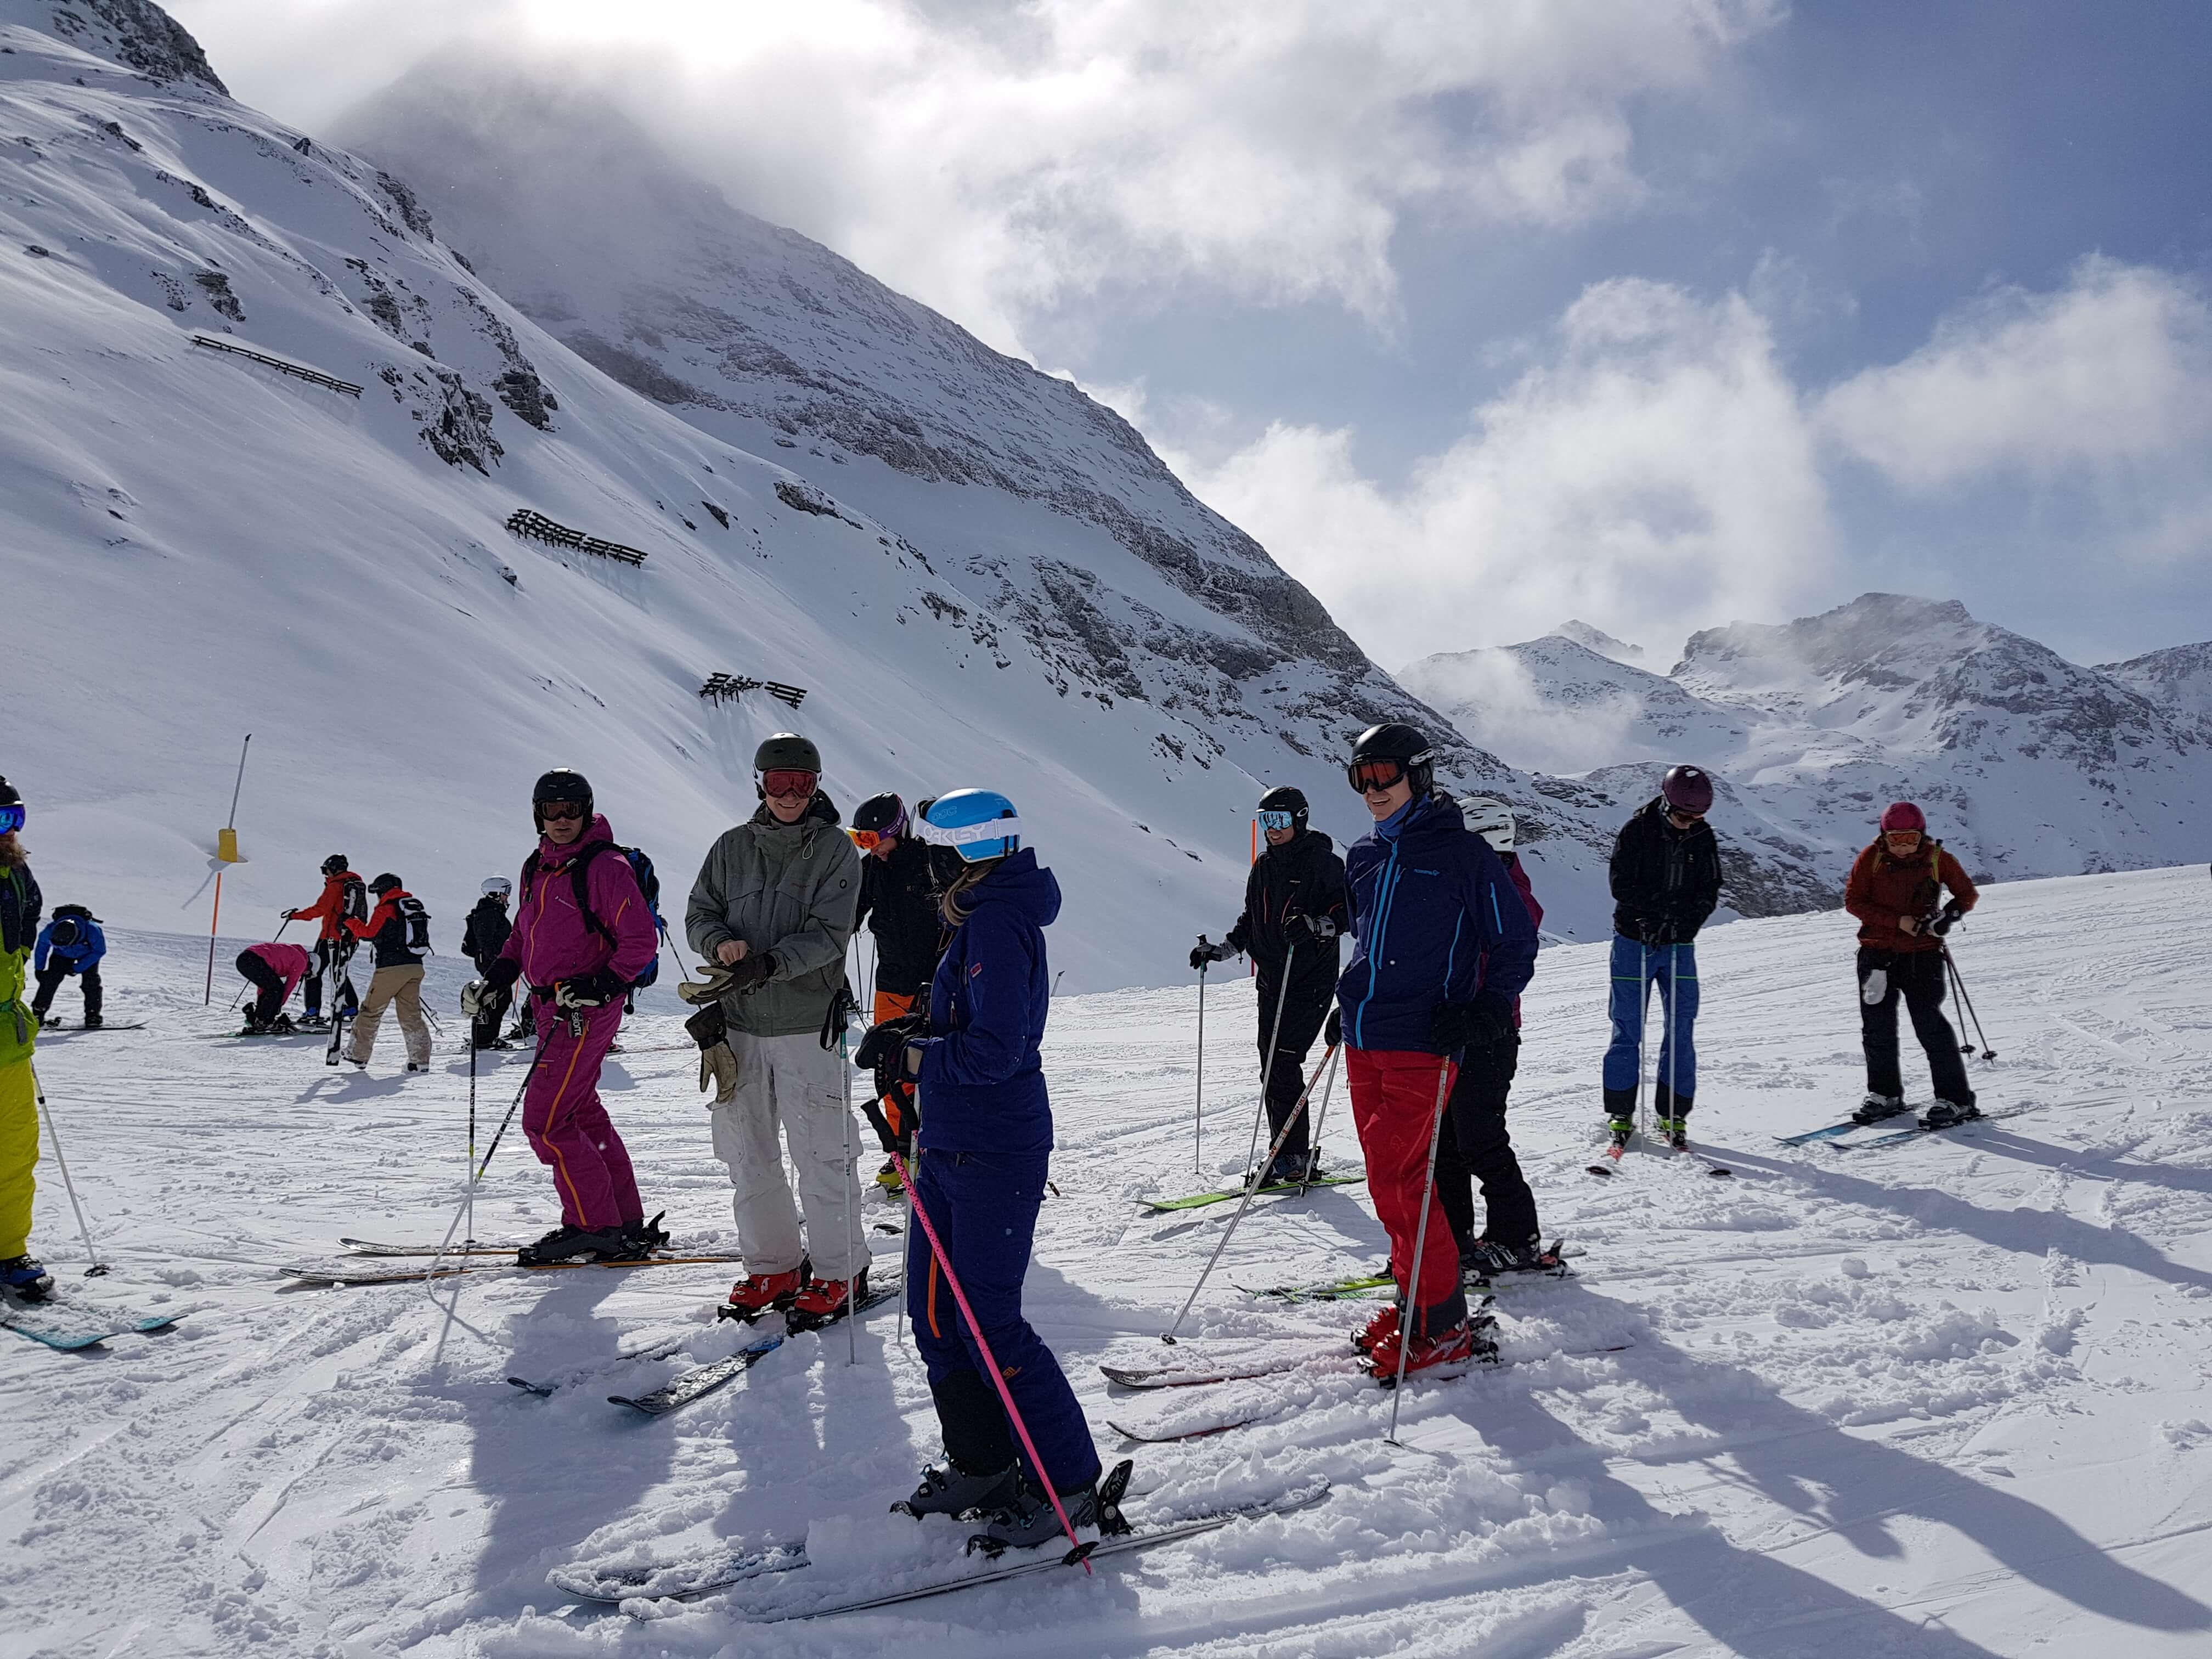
xmin=1842 ymin=1102 xmax=2037 ymax=1150
xmin=612 ymin=1280 xmax=902 ymax=1414
xmin=1138 ymin=1170 xmax=1364 ymax=1212
xmin=338 ymin=1236 xmax=535 ymax=1256
xmin=507 ymin=1334 xmax=697 ymax=1396
xmin=281 ymin=1251 xmax=748 ymax=1286
xmin=36 ymin=1021 xmax=146 ymax=1034
xmin=1776 ymin=1118 xmax=1889 ymax=1147
xmin=1107 ymin=1342 xmax=1634 ymax=1442
xmin=1247 ymin=1242 xmax=1575 ymax=1302
xmin=548 ymin=1477 xmax=1330 ymax=1613
xmin=2 ymin=1292 xmax=181 ymax=1351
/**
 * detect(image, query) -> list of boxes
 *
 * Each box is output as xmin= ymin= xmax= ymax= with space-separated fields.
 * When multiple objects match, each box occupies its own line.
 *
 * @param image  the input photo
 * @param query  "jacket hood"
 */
xmin=967 ymin=848 xmax=1060 ymax=928
xmin=539 ymin=814 xmax=614 ymax=866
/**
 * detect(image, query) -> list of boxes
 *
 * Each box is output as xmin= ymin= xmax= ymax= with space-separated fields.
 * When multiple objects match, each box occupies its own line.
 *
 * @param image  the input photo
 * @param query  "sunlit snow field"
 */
xmin=5 ymin=865 xmax=2211 ymax=1656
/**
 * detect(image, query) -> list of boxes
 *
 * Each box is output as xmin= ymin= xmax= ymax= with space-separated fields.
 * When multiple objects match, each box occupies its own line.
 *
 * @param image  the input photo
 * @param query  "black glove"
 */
xmin=1323 ymin=1007 xmax=1341 ymax=1048
xmin=482 ymin=955 xmax=522 ymax=991
xmin=1640 ymin=918 xmax=1679 ymax=948
xmin=1299 ymin=914 xmax=1339 ymax=941
xmin=855 ymin=1016 xmax=925 ymax=1074
xmin=1930 ymin=899 xmax=1964 ymax=937
xmin=1430 ymin=997 xmax=1512 ymax=1056
xmin=721 ymin=952 xmax=778 ymax=994
xmin=555 ymin=969 xmax=627 ymax=1011
xmin=1189 ymin=939 xmax=1234 ymax=970
xmin=684 ymin=1002 xmax=727 ymax=1051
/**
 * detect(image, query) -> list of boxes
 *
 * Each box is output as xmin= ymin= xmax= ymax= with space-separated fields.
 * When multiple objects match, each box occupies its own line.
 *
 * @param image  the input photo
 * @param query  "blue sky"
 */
xmin=170 ymin=0 xmax=2212 ymax=668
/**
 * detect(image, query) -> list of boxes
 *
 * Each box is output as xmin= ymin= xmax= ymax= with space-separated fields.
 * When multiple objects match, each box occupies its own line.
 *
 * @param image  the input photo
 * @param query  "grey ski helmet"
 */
xmin=482 ymin=876 xmax=512 ymax=899
xmin=1457 ymin=795 xmax=1514 ymax=853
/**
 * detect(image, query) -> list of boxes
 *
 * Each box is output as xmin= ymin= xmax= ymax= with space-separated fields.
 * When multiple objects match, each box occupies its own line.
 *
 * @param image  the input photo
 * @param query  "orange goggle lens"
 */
xmin=1347 ymin=758 xmax=1407 ymax=793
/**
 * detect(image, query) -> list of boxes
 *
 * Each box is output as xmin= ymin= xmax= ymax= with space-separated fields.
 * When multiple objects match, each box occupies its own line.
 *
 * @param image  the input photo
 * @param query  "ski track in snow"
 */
xmin=5 ymin=867 xmax=2212 ymax=1655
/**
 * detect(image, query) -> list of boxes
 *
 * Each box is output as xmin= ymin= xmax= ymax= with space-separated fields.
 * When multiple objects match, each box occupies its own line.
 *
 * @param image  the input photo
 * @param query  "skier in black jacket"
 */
xmin=850 ymin=793 xmax=946 ymax=1187
xmin=1603 ymin=766 xmax=1723 ymax=1148
xmin=461 ymin=878 xmax=515 ymax=1049
xmin=1192 ymin=786 xmax=1350 ymax=1184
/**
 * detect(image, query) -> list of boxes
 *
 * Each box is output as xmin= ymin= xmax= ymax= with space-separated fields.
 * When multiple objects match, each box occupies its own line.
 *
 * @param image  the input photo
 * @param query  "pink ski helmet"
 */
xmin=1660 ymin=765 xmax=1713 ymax=816
xmin=1880 ymin=801 xmax=1926 ymax=833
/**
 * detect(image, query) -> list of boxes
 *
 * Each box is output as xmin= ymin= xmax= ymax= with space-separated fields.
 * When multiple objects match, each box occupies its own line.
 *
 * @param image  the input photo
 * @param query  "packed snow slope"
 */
xmin=1404 ymin=592 xmax=2212 ymax=906
xmin=7 ymin=865 xmax=2212 ymax=1655
xmin=2 ymin=0 xmax=1589 ymax=988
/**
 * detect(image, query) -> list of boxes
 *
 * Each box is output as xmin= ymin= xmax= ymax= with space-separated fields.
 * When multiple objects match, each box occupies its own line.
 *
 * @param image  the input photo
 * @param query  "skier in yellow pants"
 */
xmin=1 ymin=775 xmax=54 ymax=1302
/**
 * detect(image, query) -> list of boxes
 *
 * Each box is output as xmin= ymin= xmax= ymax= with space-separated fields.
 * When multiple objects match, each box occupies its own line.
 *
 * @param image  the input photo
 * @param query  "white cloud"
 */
xmin=172 ymin=0 xmax=1781 ymax=353
xmin=1168 ymin=278 xmax=1835 ymax=663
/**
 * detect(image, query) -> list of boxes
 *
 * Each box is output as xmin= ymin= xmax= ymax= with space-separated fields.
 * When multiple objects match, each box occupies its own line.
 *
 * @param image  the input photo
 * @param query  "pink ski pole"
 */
xmin=889 ymin=1146 xmax=1093 ymax=1571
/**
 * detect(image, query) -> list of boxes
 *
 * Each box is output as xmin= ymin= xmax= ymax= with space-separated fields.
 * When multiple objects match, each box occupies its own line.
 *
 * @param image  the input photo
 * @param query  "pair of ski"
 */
xmin=1243 ymin=1242 xmax=1573 ymax=1304
xmin=1778 ymin=1101 xmax=2038 ymax=1150
xmin=1587 ymin=1133 xmax=1732 ymax=1180
xmin=1139 ymin=1168 xmax=1364 ymax=1214
xmin=284 ymin=1245 xmax=752 ymax=1286
xmin=549 ymin=1463 xmax=1331 ymax=1617
xmin=599 ymin=1278 xmax=904 ymax=1414
xmin=1 ymin=1288 xmax=180 ymax=1351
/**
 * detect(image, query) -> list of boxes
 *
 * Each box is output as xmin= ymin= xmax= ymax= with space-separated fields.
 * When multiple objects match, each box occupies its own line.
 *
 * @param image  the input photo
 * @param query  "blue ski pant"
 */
xmin=1602 ymin=936 xmax=1700 ymax=1109
xmin=907 ymin=1147 xmax=1100 ymax=1493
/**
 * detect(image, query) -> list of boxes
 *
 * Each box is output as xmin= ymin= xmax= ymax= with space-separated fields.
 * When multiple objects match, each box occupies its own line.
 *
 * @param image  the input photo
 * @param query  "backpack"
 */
xmin=396 ymin=895 xmax=433 ymax=954
xmin=522 ymin=842 xmax=667 ymax=987
xmin=340 ymin=874 xmax=368 ymax=926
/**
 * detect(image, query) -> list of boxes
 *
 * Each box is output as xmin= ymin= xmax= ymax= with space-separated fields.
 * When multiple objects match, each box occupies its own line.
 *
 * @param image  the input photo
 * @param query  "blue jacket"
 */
xmin=35 ymin=914 xmax=106 ymax=975
xmin=915 ymin=848 xmax=1058 ymax=1155
xmin=1338 ymin=793 xmax=1539 ymax=1054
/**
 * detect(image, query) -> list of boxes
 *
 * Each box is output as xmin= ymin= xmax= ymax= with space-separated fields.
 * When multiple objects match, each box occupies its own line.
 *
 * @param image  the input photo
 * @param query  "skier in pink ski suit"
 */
xmin=471 ymin=770 xmax=662 ymax=1265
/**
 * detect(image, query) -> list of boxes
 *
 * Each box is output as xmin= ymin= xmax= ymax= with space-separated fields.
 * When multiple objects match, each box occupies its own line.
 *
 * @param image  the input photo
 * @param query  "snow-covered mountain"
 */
xmin=4 ymin=2 xmax=1640 ymax=987
xmin=1404 ymin=593 xmax=2212 ymax=894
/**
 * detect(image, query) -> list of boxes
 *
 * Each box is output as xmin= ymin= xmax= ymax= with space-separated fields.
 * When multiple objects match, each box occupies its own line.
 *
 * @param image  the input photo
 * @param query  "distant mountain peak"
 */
xmin=7 ymin=0 xmax=225 ymax=93
xmin=1552 ymin=620 xmax=1645 ymax=663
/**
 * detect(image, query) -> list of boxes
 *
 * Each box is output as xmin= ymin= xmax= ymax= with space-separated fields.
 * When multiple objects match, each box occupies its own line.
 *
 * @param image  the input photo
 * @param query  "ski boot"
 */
xmin=81 ymin=1014 xmax=103 ymax=1030
xmin=405 ymin=1061 xmax=427 ymax=1073
xmin=874 ymin=1157 xmax=904 ymax=1193
xmin=1921 ymin=1099 xmax=1982 ymax=1130
xmin=616 ymin=1211 xmax=669 ymax=1260
xmin=786 ymin=1267 xmax=868 ymax=1332
xmin=1462 ymin=1234 xmax=1558 ymax=1278
xmin=893 ymin=1458 xmax=1021 ymax=1519
xmin=1658 ymin=1115 xmax=1690 ymax=1151
xmin=718 ymin=1262 xmax=808 ymax=1323
xmin=970 ymin=1460 xmax=1133 ymax=1555
xmin=1852 ymin=1092 xmax=1910 ymax=1125
xmin=0 ymin=1254 xmax=55 ymax=1302
xmin=516 ymin=1223 xmax=627 ymax=1266
xmin=1352 ymin=1300 xmax=1398 ymax=1356
xmin=1367 ymin=1312 xmax=1494 ymax=1384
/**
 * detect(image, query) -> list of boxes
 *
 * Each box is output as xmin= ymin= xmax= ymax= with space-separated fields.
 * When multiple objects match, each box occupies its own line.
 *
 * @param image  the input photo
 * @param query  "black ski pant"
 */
xmin=1435 ymin=1030 xmax=1538 ymax=1250
xmin=234 ymin=949 xmax=287 ymax=1026
xmin=1255 ymin=973 xmax=1331 ymax=1168
xmin=1858 ymin=947 xmax=1973 ymax=1107
xmin=470 ymin=975 xmax=512 ymax=1049
xmin=303 ymin=937 xmax=359 ymax=1020
xmin=31 ymin=962 xmax=101 ymax=1023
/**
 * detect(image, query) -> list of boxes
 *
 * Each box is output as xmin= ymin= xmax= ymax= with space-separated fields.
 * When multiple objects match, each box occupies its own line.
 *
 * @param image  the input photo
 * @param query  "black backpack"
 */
xmin=522 ymin=842 xmax=666 ymax=987
xmin=341 ymin=874 xmax=368 ymax=926
xmin=396 ymin=895 xmax=433 ymax=953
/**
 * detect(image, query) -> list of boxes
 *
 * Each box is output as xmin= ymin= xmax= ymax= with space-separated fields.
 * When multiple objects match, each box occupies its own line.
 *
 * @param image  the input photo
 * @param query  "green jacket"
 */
xmin=685 ymin=795 xmax=860 ymax=1037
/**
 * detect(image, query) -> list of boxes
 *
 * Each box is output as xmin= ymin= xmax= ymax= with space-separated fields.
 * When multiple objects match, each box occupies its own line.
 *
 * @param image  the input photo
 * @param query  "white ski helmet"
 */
xmin=1457 ymin=795 xmax=1515 ymax=853
xmin=482 ymin=876 xmax=512 ymax=898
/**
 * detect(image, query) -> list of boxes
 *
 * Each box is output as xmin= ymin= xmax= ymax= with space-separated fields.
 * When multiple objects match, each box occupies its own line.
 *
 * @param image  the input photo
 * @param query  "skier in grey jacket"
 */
xmin=685 ymin=732 xmax=867 ymax=1321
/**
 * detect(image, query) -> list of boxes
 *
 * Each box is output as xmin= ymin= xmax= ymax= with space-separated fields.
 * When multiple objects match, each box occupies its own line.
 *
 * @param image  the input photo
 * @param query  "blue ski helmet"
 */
xmin=918 ymin=788 xmax=1022 ymax=863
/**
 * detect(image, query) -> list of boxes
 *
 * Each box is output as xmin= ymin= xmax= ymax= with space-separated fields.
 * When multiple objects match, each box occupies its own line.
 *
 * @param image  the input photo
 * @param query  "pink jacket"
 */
xmin=499 ymin=816 xmax=658 ymax=989
xmin=246 ymin=941 xmax=311 ymax=1003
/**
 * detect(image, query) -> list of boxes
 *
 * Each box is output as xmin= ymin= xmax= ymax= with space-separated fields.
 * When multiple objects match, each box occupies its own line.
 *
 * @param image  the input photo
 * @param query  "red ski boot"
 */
xmin=1353 ymin=1302 xmax=1399 ymax=1356
xmin=719 ymin=1263 xmax=806 ymax=1323
xmin=785 ymin=1268 xmax=868 ymax=1332
xmin=1366 ymin=1317 xmax=1487 ymax=1384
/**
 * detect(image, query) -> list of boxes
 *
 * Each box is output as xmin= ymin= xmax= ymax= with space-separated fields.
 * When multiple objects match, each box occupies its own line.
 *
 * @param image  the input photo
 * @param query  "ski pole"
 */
xmin=26 ymin=1064 xmax=109 ymax=1276
xmin=896 ymin=1090 xmax=918 ymax=1349
xmin=826 ymin=987 xmax=859 ymax=1367
xmin=1942 ymin=944 xmax=1995 ymax=1059
xmin=1162 ymin=1043 xmax=1337 ymax=1345
xmin=465 ymin=1025 xmax=478 ymax=1248
xmin=1667 ymin=946 xmax=1679 ymax=1128
xmin=885 ymin=1139 xmax=1092 ymax=1573
xmin=423 ymin=1046 xmax=542 ymax=1290
xmin=1299 ymin=1023 xmax=1341 ymax=1194
xmin=1242 ymin=943 xmax=1297 ymax=1181
xmin=1637 ymin=941 xmax=1654 ymax=1142
xmin=1192 ymin=955 xmax=1207 ymax=1173
xmin=1385 ymin=1058 xmax=1457 ymax=1444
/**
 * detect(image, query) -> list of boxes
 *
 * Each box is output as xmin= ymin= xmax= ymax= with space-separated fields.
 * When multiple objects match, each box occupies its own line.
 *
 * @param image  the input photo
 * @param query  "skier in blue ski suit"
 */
xmin=31 ymin=905 xmax=105 ymax=1027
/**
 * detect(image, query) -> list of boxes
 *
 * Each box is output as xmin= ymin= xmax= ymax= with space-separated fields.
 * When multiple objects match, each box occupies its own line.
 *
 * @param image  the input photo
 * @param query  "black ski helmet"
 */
xmin=854 ymin=792 xmax=906 ymax=837
xmin=1661 ymin=764 xmax=1713 ymax=816
xmin=321 ymin=854 xmax=350 ymax=876
xmin=532 ymin=768 xmax=593 ymax=830
xmin=0 ymin=777 xmax=21 ymax=838
xmin=49 ymin=916 xmax=80 ymax=948
xmin=1256 ymin=785 xmax=1309 ymax=833
xmin=368 ymin=873 xmax=402 ymax=895
xmin=753 ymin=732 xmax=821 ymax=774
xmin=1347 ymin=721 xmax=1434 ymax=797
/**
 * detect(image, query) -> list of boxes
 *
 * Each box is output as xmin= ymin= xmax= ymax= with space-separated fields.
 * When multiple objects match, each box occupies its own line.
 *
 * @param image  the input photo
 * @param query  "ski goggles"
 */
xmin=847 ymin=827 xmax=890 ymax=852
xmin=0 ymin=804 xmax=21 ymax=835
xmin=760 ymin=768 xmax=819 ymax=799
xmin=916 ymin=813 xmax=1025 ymax=849
xmin=538 ymin=800 xmax=586 ymax=822
xmin=1346 ymin=757 xmax=1415 ymax=793
xmin=1256 ymin=809 xmax=1296 ymax=832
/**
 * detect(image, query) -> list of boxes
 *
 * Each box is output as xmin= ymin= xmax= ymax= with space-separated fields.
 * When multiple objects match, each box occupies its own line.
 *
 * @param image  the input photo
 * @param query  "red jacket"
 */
xmin=347 ymin=889 xmax=423 ymax=968
xmin=1844 ymin=840 xmax=1977 ymax=953
xmin=290 ymin=871 xmax=359 ymax=943
xmin=1498 ymin=853 xmax=1543 ymax=1026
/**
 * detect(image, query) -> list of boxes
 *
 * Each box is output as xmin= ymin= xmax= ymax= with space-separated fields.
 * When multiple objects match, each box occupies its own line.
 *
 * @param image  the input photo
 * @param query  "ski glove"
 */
xmin=459 ymin=980 xmax=490 ymax=1017
xmin=719 ymin=952 xmax=778 ymax=995
xmin=1430 ymin=997 xmax=1513 ymax=1056
xmin=555 ymin=970 xmax=627 ymax=1011
xmin=686 ymin=1003 xmax=740 ymax=1105
xmin=1299 ymin=914 xmax=1338 ymax=941
xmin=1189 ymin=939 xmax=1235 ymax=970
xmin=1323 ymin=1007 xmax=1341 ymax=1049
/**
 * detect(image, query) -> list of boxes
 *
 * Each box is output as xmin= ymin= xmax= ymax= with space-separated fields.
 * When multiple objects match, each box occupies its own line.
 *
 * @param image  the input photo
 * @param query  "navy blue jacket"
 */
xmin=915 ymin=848 xmax=1058 ymax=1155
xmin=35 ymin=913 xmax=106 ymax=975
xmin=1338 ymin=793 xmax=1539 ymax=1054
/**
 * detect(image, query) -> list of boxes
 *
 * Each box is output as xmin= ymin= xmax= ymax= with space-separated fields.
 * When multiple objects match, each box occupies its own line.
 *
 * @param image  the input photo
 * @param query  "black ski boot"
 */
xmin=1658 ymin=1115 xmax=1690 ymax=1151
xmin=1462 ymin=1234 xmax=1561 ymax=1277
xmin=970 ymin=1459 xmax=1133 ymax=1555
xmin=1921 ymin=1099 xmax=1982 ymax=1130
xmin=1853 ymin=1093 xmax=1910 ymax=1124
xmin=1 ymin=1254 xmax=55 ymax=1302
xmin=616 ymin=1211 xmax=670 ymax=1259
xmin=517 ymin=1223 xmax=627 ymax=1266
xmin=893 ymin=1459 xmax=1021 ymax=1519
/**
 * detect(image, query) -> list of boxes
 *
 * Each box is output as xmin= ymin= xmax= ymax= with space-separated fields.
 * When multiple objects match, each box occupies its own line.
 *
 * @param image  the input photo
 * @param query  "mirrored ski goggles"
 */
xmin=1346 ymin=758 xmax=1410 ymax=793
xmin=1256 ymin=810 xmax=1296 ymax=831
xmin=0 ymin=804 xmax=21 ymax=835
xmin=538 ymin=800 xmax=586 ymax=822
xmin=761 ymin=768 xmax=819 ymax=799
xmin=916 ymin=813 xmax=1025 ymax=849
xmin=847 ymin=827 xmax=889 ymax=852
